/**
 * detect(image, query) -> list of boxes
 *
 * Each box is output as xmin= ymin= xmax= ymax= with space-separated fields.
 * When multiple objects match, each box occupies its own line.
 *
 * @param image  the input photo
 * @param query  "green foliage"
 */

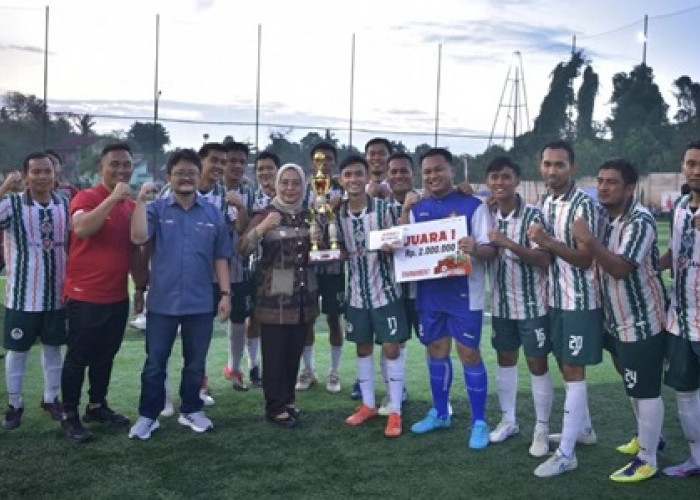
xmin=126 ymin=121 xmax=171 ymax=155
xmin=533 ymin=51 xmax=585 ymax=139
xmin=576 ymin=66 xmax=599 ymax=140
xmin=607 ymin=64 xmax=669 ymax=141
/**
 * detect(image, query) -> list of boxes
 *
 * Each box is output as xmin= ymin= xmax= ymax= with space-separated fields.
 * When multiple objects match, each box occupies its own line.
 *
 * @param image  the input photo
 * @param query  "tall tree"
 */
xmin=126 ymin=121 xmax=170 ymax=154
xmin=575 ymin=65 xmax=599 ymax=140
xmin=607 ymin=64 xmax=668 ymax=140
xmin=532 ymin=51 xmax=585 ymax=140
xmin=71 ymin=113 xmax=96 ymax=136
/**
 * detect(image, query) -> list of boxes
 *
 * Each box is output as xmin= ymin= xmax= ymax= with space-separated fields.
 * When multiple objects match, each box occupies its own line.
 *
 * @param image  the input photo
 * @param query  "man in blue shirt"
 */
xmin=401 ymin=148 xmax=495 ymax=449
xmin=128 ymin=149 xmax=232 ymax=440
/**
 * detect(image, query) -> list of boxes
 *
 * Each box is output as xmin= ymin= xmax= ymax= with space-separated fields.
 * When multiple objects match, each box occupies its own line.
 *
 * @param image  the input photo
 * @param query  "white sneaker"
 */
xmin=199 ymin=390 xmax=215 ymax=407
xmin=295 ymin=370 xmax=317 ymax=391
xmin=326 ymin=372 xmax=341 ymax=394
xmin=549 ymin=428 xmax=597 ymax=445
xmin=378 ymin=394 xmax=392 ymax=417
xmin=178 ymin=411 xmax=213 ymax=433
xmin=128 ymin=416 xmax=160 ymax=440
xmin=129 ymin=314 xmax=147 ymax=331
xmin=489 ymin=419 xmax=520 ymax=443
xmin=534 ymin=449 xmax=578 ymax=478
xmin=529 ymin=423 xmax=550 ymax=457
xmin=160 ymin=399 xmax=174 ymax=418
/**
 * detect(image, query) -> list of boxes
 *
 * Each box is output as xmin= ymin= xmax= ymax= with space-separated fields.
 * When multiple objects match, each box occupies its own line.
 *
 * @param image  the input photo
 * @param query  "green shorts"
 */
xmin=614 ymin=333 xmax=665 ymax=398
xmin=491 ymin=315 xmax=551 ymax=358
xmin=318 ymin=272 xmax=345 ymax=316
xmin=549 ymin=308 xmax=603 ymax=366
xmin=230 ymin=281 xmax=253 ymax=323
xmin=4 ymin=308 xmax=67 ymax=352
xmin=664 ymin=333 xmax=700 ymax=392
xmin=345 ymin=301 xmax=409 ymax=345
xmin=403 ymin=297 xmax=419 ymax=338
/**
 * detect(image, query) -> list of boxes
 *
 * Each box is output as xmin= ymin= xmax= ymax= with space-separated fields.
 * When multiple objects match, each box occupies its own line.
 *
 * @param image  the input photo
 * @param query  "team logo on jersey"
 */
xmin=10 ymin=328 xmax=23 ymax=340
xmin=624 ymin=368 xmax=637 ymax=389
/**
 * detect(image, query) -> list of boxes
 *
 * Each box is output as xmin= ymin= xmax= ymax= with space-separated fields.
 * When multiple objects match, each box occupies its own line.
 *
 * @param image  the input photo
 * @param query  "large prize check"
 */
xmin=368 ymin=216 xmax=472 ymax=283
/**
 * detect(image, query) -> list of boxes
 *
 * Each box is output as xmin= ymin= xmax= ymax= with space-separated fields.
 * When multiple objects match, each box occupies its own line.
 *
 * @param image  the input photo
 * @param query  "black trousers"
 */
xmin=260 ymin=322 xmax=309 ymax=416
xmin=61 ymin=299 xmax=129 ymax=413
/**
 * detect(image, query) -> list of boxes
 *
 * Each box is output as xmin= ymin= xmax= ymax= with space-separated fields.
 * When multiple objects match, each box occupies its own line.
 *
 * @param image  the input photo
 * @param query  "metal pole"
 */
xmin=349 ymin=33 xmax=355 ymax=149
xmin=513 ymin=64 xmax=519 ymax=144
xmin=153 ymin=13 xmax=160 ymax=176
xmin=642 ymin=14 xmax=648 ymax=66
xmin=43 ymin=5 xmax=49 ymax=148
xmin=434 ymin=44 xmax=442 ymax=147
xmin=255 ymin=24 xmax=261 ymax=153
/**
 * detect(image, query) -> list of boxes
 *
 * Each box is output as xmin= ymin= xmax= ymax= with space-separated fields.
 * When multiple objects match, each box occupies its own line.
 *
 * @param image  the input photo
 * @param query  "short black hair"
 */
xmin=101 ymin=142 xmax=132 ymax=159
xmin=420 ymin=147 xmax=453 ymax=165
xmin=45 ymin=149 xmax=62 ymax=165
xmin=310 ymin=141 xmax=337 ymax=161
xmin=198 ymin=142 xmax=227 ymax=159
xmin=224 ymin=141 xmax=250 ymax=157
xmin=256 ymin=151 xmax=280 ymax=168
xmin=486 ymin=156 xmax=521 ymax=177
xmin=166 ymin=149 xmax=202 ymax=175
xmin=540 ymin=140 xmax=575 ymax=164
xmin=598 ymin=158 xmax=638 ymax=186
xmin=339 ymin=154 xmax=369 ymax=173
xmin=23 ymin=152 xmax=51 ymax=174
xmin=364 ymin=137 xmax=392 ymax=154
xmin=684 ymin=141 xmax=700 ymax=154
xmin=388 ymin=152 xmax=414 ymax=170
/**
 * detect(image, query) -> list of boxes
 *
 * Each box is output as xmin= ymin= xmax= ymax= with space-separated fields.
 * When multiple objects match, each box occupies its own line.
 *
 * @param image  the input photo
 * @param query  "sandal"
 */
xmin=265 ymin=411 xmax=297 ymax=428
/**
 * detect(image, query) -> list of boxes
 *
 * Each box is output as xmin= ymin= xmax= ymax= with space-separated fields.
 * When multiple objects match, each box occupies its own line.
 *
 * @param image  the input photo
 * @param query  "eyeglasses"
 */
xmin=170 ymin=170 xmax=200 ymax=178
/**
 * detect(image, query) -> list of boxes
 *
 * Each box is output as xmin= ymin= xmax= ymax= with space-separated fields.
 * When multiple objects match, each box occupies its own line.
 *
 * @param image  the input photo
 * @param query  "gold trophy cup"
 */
xmin=308 ymin=151 xmax=341 ymax=262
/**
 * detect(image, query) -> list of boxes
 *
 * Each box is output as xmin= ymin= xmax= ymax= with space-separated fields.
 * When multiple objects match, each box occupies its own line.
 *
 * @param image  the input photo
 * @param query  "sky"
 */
xmin=2 ymin=0 xmax=700 ymax=155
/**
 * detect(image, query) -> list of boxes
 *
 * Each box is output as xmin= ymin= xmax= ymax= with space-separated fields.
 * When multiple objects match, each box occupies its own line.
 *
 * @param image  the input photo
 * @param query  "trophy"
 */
xmin=308 ymin=151 xmax=341 ymax=262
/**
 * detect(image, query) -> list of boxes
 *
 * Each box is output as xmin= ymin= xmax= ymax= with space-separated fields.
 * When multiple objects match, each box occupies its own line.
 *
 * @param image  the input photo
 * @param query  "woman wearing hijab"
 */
xmin=240 ymin=163 xmax=319 ymax=427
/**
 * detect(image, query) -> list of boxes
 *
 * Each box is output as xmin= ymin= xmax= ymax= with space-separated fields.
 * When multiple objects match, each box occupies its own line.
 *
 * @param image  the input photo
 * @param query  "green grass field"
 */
xmin=0 ymin=219 xmax=697 ymax=499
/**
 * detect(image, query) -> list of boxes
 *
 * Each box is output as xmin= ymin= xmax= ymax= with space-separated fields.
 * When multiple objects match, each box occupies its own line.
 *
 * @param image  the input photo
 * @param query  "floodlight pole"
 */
xmin=43 ymin=5 xmax=49 ymax=148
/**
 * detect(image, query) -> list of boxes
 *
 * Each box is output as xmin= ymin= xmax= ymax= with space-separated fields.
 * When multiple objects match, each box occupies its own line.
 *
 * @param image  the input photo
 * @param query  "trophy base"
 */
xmin=309 ymin=249 xmax=342 ymax=263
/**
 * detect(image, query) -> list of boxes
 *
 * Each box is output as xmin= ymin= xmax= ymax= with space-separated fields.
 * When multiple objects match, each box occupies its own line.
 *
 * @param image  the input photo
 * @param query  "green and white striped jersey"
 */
xmin=0 ymin=192 xmax=70 ymax=311
xmin=541 ymin=184 xmax=602 ymax=311
xmin=490 ymin=195 xmax=548 ymax=319
xmin=667 ymin=194 xmax=700 ymax=342
xmin=226 ymin=184 xmax=254 ymax=284
xmin=337 ymin=196 xmax=401 ymax=309
xmin=600 ymin=202 xmax=667 ymax=342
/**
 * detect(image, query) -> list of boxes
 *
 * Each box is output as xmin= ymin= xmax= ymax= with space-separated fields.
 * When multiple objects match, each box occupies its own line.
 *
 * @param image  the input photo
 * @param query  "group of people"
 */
xmin=1 ymin=135 xmax=699 ymax=485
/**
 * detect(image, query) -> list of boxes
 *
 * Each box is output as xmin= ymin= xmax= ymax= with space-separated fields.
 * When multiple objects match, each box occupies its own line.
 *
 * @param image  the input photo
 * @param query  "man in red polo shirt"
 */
xmin=60 ymin=143 xmax=148 ymax=442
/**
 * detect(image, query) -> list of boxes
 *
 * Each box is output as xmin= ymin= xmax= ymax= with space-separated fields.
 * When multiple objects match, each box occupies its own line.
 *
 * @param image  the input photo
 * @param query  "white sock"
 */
xmin=5 ymin=350 xmax=28 ymax=408
xmin=386 ymin=356 xmax=405 ymax=415
xmin=559 ymin=380 xmax=587 ymax=457
xmin=380 ymin=351 xmax=388 ymax=387
xmin=357 ymin=354 xmax=375 ymax=409
xmin=41 ymin=344 xmax=63 ymax=403
xmin=496 ymin=365 xmax=518 ymax=423
xmin=629 ymin=396 xmax=639 ymax=421
xmin=330 ymin=346 xmax=342 ymax=374
xmin=228 ymin=322 xmax=246 ymax=372
xmin=531 ymin=371 xmax=553 ymax=426
xmin=637 ymin=397 xmax=664 ymax=467
xmin=302 ymin=346 xmax=315 ymax=373
xmin=676 ymin=390 xmax=700 ymax=465
xmin=581 ymin=393 xmax=593 ymax=435
xmin=247 ymin=337 xmax=260 ymax=369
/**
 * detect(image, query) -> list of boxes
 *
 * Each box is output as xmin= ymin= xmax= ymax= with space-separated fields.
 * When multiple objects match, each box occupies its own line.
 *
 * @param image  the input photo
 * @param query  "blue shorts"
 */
xmin=418 ymin=310 xmax=483 ymax=349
